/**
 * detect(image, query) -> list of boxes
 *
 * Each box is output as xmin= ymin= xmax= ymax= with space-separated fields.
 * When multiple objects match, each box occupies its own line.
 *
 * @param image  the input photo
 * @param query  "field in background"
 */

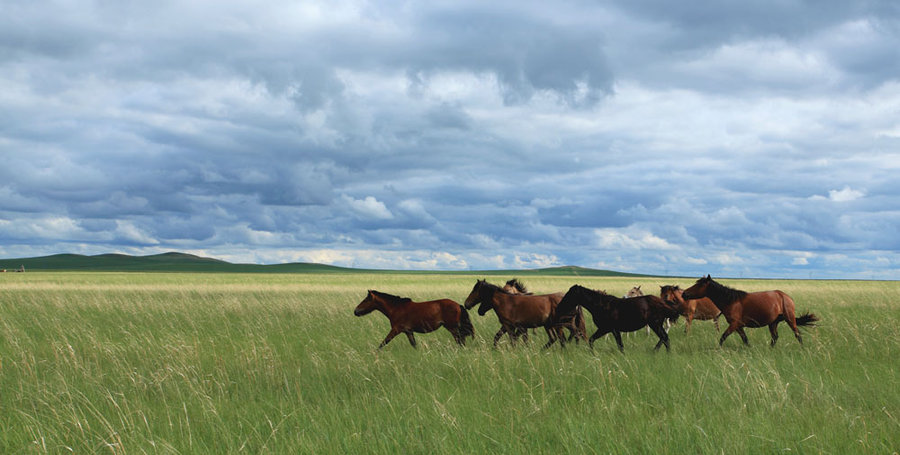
xmin=2 ymin=272 xmax=899 ymax=453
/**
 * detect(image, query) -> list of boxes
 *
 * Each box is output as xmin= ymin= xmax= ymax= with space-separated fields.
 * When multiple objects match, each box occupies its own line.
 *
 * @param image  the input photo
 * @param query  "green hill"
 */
xmin=0 ymin=252 xmax=648 ymax=276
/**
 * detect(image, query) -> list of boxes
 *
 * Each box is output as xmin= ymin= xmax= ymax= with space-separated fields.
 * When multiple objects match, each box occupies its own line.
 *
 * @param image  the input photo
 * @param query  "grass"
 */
xmin=1 ymin=272 xmax=899 ymax=453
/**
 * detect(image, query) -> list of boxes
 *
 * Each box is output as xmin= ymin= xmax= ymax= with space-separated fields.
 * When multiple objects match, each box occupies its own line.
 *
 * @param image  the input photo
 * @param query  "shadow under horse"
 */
xmin=354 ymin=290 xmax=474 ymax=349
xmin=554 ymin=285 xmax=680 ymax=353
xmin=682 ymin=275 xmax=818 ymax=347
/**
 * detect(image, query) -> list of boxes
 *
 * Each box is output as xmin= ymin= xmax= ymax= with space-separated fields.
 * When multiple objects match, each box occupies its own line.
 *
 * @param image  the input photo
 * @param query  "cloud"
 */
xmin=1 ymin=1 xmax=899 ymax=278
xmin=828 ymin=186 xmax=865 ymax=202
xmin=342 ymin=195 xmax=394 ymax=220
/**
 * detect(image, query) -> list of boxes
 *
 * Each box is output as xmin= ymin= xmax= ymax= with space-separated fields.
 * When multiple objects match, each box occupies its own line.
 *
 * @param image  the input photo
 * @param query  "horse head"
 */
xmin=681 ymin=275 xmax=712 ymax=300
xmin=625 ymin=285 xmax=644 ymax=298
xmin=463 ymin=280 xmax=486 ymax=309
xmin=354 ymin=290 xmax=380 ymax=316
xmin=659 ymin=285 xmax=686 ymax=309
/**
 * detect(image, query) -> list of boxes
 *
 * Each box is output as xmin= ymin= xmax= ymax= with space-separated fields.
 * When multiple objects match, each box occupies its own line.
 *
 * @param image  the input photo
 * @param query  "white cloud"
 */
xmin=828 ymin=186 xmax=865 ymax=202
xmin=342 ymin=195 xmax=394 ymax=220
xmin=594 ymin=228 xmax=677 ymax=251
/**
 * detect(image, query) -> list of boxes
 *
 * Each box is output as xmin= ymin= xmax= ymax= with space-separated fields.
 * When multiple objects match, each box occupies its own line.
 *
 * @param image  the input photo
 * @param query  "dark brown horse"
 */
xmin=681 ymin=275 xmax=818 ymax=347
xmin=554 ymin=285 xmax=680 ymax=352
xmin=354 ymin=290 xmax=474 ymax=349
xmin=464 ymin=279 xmax=587 ymax=348
xmin=660 ymin=285 xmax=721 ymax=333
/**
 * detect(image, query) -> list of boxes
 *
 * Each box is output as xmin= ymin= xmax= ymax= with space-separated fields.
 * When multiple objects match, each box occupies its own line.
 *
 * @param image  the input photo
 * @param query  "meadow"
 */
xmin=1 ymin=272 xmax=899 ymax=454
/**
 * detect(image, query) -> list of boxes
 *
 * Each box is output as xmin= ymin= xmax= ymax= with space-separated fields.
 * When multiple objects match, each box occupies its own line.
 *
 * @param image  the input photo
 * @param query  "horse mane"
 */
xmin=573 ymin=286 xmax=615 ymax=307
xmin=704 ymin=278 xmax=748 ymax=302
xmin=370 ymin=290 xmax=413 ymax=305
xmin=504 ymin=278 xmax=530 ymax=294
xmin=480 ymin=280 xmax=515 ymax=295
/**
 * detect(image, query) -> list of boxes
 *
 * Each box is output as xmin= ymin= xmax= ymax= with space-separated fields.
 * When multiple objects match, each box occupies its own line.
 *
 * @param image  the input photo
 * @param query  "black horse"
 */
xmin=554 ymin=285 xmax=680 ymax=352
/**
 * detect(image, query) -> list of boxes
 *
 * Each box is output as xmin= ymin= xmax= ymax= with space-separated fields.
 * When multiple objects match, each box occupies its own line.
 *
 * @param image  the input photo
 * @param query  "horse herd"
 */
xmin=353 ymin=275 xmax=819 ymax=352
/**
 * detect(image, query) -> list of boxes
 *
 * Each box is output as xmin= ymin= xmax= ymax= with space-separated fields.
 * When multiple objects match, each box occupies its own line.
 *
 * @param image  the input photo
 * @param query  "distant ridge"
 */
xmin=0 ymin=252 xmax=650 ymax=276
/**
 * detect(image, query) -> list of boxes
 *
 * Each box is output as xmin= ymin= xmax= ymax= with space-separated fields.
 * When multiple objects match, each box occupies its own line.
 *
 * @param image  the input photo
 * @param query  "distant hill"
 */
xmin=0 ymin=252 xmax=651 ymax=276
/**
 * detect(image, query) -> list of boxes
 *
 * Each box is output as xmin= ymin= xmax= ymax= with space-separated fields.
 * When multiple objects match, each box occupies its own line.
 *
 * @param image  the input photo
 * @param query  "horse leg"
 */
xmin=519 ymin=328 xmax=530 ymax=344
xmin=405 ymin=332 xmax=417 ymax=348
xmin=651 ymin=323 xmax=670 ymax=352
xmin=612 ymin=330 xmax=625 ymax=353
xmin=588 ymin=329 xmax=606 ymax=350
xmin=448 ymin=326 xmax=464 ymax=346
xmin=736 ymin=327 xmax=750 ymax=346
xmin=378 ymin=327 xmax=402 ymax=349
xmin=713 ymin=315 xmax=720 ymax=332
xmin=719 ymin=323 xmax=738 ymax=346
xmin=684 ymin=311 xmax=694 ymax=334
xmin=768 ymin=322 xmax=779 ymax=347
xmin=784 ymin=313 xmax=803 ymax=344
xmin=493 ymin=328 xmax=507 ymax=348
xmin=541 ymin=327 xmax=558 ymax=350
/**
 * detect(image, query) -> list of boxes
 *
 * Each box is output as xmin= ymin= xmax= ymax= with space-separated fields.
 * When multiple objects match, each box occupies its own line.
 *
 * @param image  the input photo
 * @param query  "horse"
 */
xmin=464 ymin=279 xmax=587 ymax=348
xmin=660 ymin=285 xmax=721 ymax=333
xmin=681 ymin=275 xmax=818 ymax=347
xmin=354 ymin=290 xmax=474 ymax=349
xmin=625 ymin=285 xmax=643 ymax=298
xmin=503 ymin=278 xmax=532 ymax=295
xmin=626 ymin=284 xmax=672 ymax=333
xmin=501 ymin=278 xmax=535 ymax=341
xmin=554 ymin=285 xmax=680 ymax=352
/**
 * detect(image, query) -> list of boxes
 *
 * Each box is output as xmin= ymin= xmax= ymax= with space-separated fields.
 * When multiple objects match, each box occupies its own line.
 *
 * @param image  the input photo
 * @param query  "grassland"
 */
xmin=2 ymin=272 xmax=899 ymax=454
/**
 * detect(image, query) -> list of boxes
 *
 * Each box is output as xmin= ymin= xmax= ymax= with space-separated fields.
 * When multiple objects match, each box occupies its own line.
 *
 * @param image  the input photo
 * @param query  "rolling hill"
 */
xmin=0 ymin=252 xmax=650 ymax=276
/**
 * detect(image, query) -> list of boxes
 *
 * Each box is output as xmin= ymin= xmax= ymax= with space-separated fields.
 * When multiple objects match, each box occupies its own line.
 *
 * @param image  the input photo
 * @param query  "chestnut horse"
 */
xmin=660 ymin=285 xmax=721 ymax=333
xmin=503 ymin=278 xmax=532 ymax=295
xmin=464 ymin=279 xmax=586 ymax=348
xmin=681 ymin=275 xmax=818 ymax=347
xmin=354 ymin=290 xmax=474 ymax=349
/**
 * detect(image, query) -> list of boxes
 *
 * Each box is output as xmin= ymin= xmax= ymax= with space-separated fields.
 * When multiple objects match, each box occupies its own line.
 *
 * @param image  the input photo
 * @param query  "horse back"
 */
xmin=393 ymin=299 xmax=460 ymax=332
xmin=493 ymin=293 xmax=554 ymax=326
xmin=740 ymin=291 xmax=787 ymax=327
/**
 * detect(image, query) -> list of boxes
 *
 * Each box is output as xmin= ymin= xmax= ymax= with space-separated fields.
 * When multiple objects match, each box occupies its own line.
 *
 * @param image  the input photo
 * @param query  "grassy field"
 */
xmin=1 ymin=272 xmax=899 ymax=454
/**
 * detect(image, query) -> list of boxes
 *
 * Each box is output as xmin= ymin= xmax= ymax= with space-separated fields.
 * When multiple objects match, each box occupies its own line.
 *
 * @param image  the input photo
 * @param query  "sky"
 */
xmin=2 ymin=1 xmax=900 ymax=279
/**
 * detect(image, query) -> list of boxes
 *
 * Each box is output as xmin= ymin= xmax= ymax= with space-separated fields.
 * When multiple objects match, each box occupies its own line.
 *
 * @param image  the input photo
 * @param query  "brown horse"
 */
xmin=354 ymin=290 xmax=474 ymax=349
xmin=554 ymin=285 xmax=680 ymax=352
xmin=503 ymin=278 xmax=532 ymax=295
xmin=464 ymin=279 xmax=587 ymax=348
xmin=682 ymin=275 xmax=818 ymax=347
xmin=660 ymin=285 xmax=721 ymax=333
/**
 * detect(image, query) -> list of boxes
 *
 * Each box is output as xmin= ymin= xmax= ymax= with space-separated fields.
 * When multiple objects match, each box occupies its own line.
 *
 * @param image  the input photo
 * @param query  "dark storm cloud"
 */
xmin=1 ymin=1 xmax=899 ymax=278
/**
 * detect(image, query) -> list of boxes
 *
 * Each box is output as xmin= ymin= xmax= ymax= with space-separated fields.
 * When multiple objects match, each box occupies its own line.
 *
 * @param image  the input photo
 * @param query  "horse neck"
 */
xmin=479 ymin=284 xmax=501 ymax=305
xmin=372 ymin=296 xmax=403 ymax=318
xmin=573 ymin=288 xmax=606 ymax=316
xmin=705 ymin=282 xmax=745 ymax=308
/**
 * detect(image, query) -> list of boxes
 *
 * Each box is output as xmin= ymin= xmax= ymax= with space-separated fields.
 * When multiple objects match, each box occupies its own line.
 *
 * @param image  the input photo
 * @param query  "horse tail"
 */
xmin=795 ymin=312 xmax=819 ymax=327
xmin=458 ymin=305 xmax=475 ymax=340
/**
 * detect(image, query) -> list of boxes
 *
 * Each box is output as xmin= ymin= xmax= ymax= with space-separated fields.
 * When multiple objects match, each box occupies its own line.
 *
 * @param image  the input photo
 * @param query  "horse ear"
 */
xmin=706 ymin=274 xmax=711 ymax=279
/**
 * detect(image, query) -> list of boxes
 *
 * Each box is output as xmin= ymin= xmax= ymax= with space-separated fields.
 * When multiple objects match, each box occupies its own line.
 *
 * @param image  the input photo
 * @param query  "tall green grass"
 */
xmin=2 ymin=273 xmax=899 ymax=453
